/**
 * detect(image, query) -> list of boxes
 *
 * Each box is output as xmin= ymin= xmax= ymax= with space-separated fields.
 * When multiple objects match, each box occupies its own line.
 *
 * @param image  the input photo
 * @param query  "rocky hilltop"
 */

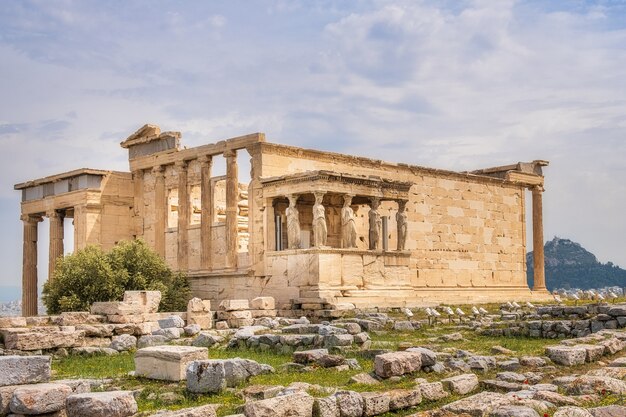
xmin=527 ymin=236 xmax=626 ymax=290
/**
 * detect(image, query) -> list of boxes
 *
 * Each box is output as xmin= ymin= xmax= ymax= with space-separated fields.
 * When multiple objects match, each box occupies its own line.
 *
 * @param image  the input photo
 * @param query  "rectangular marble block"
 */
xmin=0 ymin=356 xmax=51 ymax=387
xmin=134 ymin=346 xmax=208 ymax=381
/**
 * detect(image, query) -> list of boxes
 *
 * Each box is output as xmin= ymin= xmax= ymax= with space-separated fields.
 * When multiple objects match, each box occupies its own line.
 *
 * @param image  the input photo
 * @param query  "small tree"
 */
xmin=43 ymin=240 xmax=191 ymax=314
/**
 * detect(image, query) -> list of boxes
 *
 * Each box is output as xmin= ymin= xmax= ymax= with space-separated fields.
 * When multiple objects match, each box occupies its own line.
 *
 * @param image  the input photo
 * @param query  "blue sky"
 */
xmin=1 ymin=0 xmax=625 ymax=293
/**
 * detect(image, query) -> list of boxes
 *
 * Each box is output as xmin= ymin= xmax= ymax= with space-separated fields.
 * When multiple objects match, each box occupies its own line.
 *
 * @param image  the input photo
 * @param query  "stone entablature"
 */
xmin=15 ymin=123 xmax=552 ymax=315
xmin=261 ymin=170 xmax=412 ymax=200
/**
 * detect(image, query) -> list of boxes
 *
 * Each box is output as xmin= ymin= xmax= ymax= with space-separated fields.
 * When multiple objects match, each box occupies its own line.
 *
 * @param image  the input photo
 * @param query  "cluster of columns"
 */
xmin=283 ymin=193 xmax=409 ymax=252
xmin=21 ymin=209 xmax=66 ymax=317
xmin=143 ymin=149 xmax=240 ymax=272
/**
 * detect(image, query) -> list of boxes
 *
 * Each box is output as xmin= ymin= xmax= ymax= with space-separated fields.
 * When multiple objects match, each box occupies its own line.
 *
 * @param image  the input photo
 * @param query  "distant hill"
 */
xmin=527 ymin=237 xmax=626 ymax=291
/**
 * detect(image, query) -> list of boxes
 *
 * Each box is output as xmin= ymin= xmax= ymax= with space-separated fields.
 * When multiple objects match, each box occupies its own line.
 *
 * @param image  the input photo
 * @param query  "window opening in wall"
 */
xmin=212 ymin=177 xmax=227 ymax=224
xmin=167 ymin=188 xmax=179 ymax=228
xmin=190 ymin=185 xmax=201 ymax=225
xmin=64 ymin=212 xmax=75 ymax=255
xmin=524 ymin=187 xmax=532 ymax=288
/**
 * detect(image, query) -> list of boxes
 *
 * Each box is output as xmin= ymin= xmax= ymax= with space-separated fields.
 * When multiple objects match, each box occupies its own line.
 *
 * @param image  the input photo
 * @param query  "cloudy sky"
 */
xmin=1 ymin=0 xmax=625 ymax=293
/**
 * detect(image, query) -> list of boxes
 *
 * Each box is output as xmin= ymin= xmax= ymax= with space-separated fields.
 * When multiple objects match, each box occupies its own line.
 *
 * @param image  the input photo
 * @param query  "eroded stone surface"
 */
xmin=135 ymin=346 xmax=208 ymax=381
xmin=374 ymin=351 xmax=422 ymax=378
xmin=65 ymin=391 xmax=138 ymax=417
xmin=490 ymin=405 xmax=541 ymax=417
xmin=150 ymin=404 xmax=218 ymax=417
xmin=10 ymin=382 xmax=72 ymax=415
xmin=333 ymin=391 xmax=364 ymax=417
xmin=442 ymin=391 xmax=511 ymax=416
xmin=545 ymin=346 xmax=587 ymax=366
xmin=186 ymin=358 xmax=274 ymax=393
xmin=441 ymin=374 xmax=479 ymax=395
xmin=243 ymin=391 xmax=313 ymax=417
xmin=553 ymin=406 xmax=593 ymax=417
xmin=0 ymin=355 xmax=51 ymax=387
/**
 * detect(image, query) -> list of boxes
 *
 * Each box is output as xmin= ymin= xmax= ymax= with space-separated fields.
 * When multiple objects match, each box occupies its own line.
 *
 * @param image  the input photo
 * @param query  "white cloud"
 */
xmin=0 ymin=0 xmax=625 ymax=288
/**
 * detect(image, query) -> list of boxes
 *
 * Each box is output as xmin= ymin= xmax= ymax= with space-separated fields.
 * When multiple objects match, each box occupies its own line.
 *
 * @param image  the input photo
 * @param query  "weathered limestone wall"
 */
xmin=254 ymin=144 xmax=531 ymax=306
xmin=98 ymin=173 xmax=134 ymax=250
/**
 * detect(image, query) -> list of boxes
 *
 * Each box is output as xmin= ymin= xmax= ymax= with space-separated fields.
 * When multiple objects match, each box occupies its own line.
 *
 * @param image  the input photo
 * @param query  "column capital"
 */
xmin=198 ymin=154 xmax=213 ymax=164
xmin=20 ymin=214 xmax=42 ymax=223
xmin=287 ymin=194 xmax=299 ymax=206
xmin=531 ymin=185 xmax=545 ymax=193
xmin=152 ymin=165 xmax=165 ymax=175
xmin=175 ymin=159 xmax=189 ymax=169
xmin=76 ymin=203 xmax=102 ymax=213
xmin=223 ymin=149 xmax=237 ymax=158
xmin=46 ymin=209 xmax=65 ymax=219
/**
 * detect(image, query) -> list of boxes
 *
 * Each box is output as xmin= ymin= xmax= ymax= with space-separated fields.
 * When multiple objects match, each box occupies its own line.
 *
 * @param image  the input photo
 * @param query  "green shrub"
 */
xmin=43 ymin=240 xmax=191 ymax=314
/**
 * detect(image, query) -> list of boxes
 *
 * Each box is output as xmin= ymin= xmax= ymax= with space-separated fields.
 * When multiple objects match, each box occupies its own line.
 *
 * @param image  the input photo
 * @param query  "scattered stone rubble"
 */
xmin=0 ymin=355 xmax=137 ymax=417
xmin=480 ymin=303 xmax=626 ymax=338
xmin=4 ymin=296 xmax=626 ymax=416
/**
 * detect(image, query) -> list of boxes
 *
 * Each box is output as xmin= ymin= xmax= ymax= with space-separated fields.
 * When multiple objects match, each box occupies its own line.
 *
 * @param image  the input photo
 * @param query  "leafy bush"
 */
xmin=43 ymin=240 xmax=191 ymax=314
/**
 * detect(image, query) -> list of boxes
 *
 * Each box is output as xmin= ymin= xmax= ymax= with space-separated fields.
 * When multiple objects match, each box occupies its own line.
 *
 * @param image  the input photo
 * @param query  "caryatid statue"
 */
xmin=312 ymin=192 xmax=327 ymax=247
xmin=341 ymin=194 xmax=357 ymax=248
xmin=368 ymin=197 xmax=382 ymax=250
xmin=396 ymin=200 xmax=408 ymax=251
xmin=286 ymin=194 xmax=301 ymax=249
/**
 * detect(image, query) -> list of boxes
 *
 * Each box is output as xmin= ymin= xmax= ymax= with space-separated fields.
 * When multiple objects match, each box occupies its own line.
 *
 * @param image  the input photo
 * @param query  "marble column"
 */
xmin=199 ymin=155 xmax=213 ymax=270
xmin=532 ymin=185 xmax=546 ymax=291
xmin=153 ymin=165 xmax=166 ymax=258
xmin=176 ymin=161 xmax=189 ymax=271
xmin=48 ymin=210 xmax=64 ymax=281
xmin=132 ymin=170 xmax=144 ymax=237
xmin=22 ymin=215 xmax=41 ymax=317
xmin=224 ymin=149 xmax=238 ymax=269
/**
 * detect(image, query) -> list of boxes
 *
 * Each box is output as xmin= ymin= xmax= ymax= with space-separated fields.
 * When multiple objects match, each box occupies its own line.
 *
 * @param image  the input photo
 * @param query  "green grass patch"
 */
xmin=53 ymin=353 xmax=134 ymax=379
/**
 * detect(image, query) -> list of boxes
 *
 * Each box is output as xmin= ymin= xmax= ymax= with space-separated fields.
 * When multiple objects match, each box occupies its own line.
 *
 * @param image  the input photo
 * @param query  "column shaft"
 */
xmin=132 ymin=170 xmax=144 ymax=237
xmin=532 ymin=186 xmax=546 ymax=290
xmin=48 ymin=210 xmax=64 ymax=281
xmin=22 ymin=215 xmax=40 ymax=317
xmin=176 ymin=161 xmax=189 ymax=271
xmin=224 ymin=150 xmax=238 ymax=269
xmin=200 ymin=155 xmax=213 ymax=270
xmin=153 ymin=166 xmax=166 ymax=257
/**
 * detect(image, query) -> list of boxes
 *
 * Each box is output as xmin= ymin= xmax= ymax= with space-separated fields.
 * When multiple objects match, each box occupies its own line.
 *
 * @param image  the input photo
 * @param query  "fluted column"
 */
xmin=22 ymin=215 xmax=41 ymax=317
xmin=199 ymin=155 xmax=213 ymax=270
xmin=176 ymin=161 xmax=189 ymax=271
xmin=132 ymin=170 xmax=144 ymax=237
xmin=224 ymin=149 xmax=238 ymax=269
xmin=153 ymin=165 xmax=166 ymax=258
xmin=48 ymin=210 xmax=64 ymax=281
xmin=532 ymin=185 xmax=546 ymax=291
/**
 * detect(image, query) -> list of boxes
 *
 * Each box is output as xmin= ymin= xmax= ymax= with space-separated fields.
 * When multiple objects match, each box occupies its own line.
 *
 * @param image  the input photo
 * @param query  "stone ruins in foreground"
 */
xmin=15 ymin=124 xmax=551 ymax=316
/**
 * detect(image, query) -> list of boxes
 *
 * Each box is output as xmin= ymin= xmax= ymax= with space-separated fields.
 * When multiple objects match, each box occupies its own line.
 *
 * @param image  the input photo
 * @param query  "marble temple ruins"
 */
xmin=14 ymin=124 xmax=551 ymax=316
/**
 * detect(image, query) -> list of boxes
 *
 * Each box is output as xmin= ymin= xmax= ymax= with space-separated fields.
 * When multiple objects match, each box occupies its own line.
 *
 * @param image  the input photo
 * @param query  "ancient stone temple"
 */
xmin=15 ymin=124 xmax=551 ymax=315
